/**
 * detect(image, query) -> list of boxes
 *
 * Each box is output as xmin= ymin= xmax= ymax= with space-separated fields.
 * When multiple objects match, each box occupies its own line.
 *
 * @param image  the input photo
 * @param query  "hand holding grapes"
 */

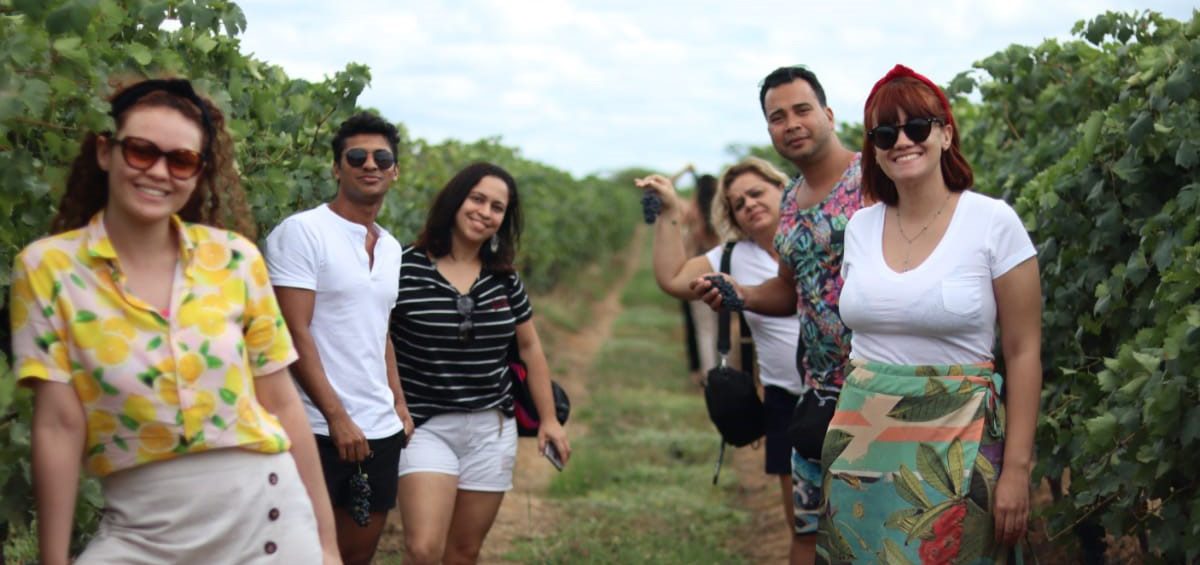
xmin=689 ymin=273 xmax=746 ymax=312
xmin=348 ymin=465 xmax=372 ymax=527
xmin=704 ymin=275 xmax=744 ymax=311
xmin=633 ymin=174 xmax=681 ymax=224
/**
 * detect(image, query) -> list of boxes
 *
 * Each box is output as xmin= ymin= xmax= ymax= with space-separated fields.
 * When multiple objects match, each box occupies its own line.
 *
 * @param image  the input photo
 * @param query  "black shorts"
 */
xmin=763 ymin=385 xmax=800 ymax=475
xmin=315 ymin=430 xmax=405 ymax=513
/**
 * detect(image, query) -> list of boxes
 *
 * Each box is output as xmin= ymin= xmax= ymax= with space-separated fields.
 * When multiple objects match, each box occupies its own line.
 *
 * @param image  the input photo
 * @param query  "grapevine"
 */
xmin=0 ymin=0 xmax=639 ymax=558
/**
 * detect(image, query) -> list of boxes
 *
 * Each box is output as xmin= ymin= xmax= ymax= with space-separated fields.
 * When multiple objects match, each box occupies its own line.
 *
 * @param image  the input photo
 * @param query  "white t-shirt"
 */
xmin=264 ymin=204 xmax=404 ymax=438
xmin=839 ymin=191 xmax=1036 ymax=365
xmin=705 ymin=241 xmax=805 ymax=394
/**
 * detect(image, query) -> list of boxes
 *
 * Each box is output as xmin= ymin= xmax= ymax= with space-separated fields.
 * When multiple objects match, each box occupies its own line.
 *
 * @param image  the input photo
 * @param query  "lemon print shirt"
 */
xmin=9 ymin=212 xmax=299 ymax=477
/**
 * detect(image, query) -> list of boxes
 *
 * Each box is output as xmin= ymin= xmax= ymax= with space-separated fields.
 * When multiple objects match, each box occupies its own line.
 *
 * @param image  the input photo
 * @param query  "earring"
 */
xmin=489 ymin=234 xmax=499 ymax=253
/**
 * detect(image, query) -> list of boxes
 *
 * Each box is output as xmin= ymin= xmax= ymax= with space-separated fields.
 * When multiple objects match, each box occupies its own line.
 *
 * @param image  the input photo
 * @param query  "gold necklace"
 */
xmin=894 ymin=192 xmax=953 ymax=271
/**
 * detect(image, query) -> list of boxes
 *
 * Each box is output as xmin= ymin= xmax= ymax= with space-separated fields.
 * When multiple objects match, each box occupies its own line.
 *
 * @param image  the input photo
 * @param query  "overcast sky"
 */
xmin=235 ymin=1 xmax=1194 ymax=180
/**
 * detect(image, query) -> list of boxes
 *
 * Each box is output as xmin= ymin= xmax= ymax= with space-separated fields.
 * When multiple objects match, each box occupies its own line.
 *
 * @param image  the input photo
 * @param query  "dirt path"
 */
xmin=729 ymin=444 xmax=793 ymax=563
xmin=478 ymin=231 xmax=645 ymax=563
xmin=476 ymin=252 xmax=639 ymax=563
xmin=376 ymin=231 xmax=643 ymax=562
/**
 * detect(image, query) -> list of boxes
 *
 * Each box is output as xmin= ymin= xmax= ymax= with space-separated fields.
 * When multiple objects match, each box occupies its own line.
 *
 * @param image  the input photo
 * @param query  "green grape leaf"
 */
xmin=126 ymin=43 xmax=153 ymax=66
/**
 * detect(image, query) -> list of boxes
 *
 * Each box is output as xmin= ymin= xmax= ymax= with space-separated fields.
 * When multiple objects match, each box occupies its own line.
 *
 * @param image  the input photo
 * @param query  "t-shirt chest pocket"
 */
xmin=940 ymin=277 xmax=983 ymax=316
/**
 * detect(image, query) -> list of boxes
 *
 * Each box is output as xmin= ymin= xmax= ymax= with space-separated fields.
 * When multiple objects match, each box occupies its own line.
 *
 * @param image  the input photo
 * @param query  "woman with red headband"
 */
xmin=9 ymin=78 xmax=339 ymax=563
xmin=818 ymin=65 xmax=1041 ymax=563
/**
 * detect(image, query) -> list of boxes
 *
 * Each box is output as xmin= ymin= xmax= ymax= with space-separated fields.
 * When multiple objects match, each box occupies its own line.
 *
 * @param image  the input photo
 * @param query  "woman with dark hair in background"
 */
xmin=9 ymin=78 xmax=339 ymax=564
xmin=389 ymin=162 xmax=570 ymax=565
xmin=684 ymin=173 xmax=723 ymax=381
xmin=637 ymin=156 xmax=806 ymax=561
xmin=819 ymin=65 xmax=1041 ymax=563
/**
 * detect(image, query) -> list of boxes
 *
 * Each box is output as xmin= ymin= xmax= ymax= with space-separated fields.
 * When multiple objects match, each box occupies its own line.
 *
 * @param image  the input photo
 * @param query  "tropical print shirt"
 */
xmin=9 ymin=213 xmax=298 ymax=477
xmin=773 ymin=152 xmax=863 ymax=392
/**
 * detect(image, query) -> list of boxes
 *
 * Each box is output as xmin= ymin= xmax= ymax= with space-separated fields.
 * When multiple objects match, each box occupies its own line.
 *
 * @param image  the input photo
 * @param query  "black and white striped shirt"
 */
xmin=389 ymin=246 xmax=533 ymax=426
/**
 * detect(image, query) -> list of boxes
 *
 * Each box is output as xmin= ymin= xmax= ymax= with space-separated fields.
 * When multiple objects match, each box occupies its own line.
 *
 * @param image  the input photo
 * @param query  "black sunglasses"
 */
xmin=112 ymin=136 xmax=205 ymax=180
xmin=456 ymin=295 xmax=475 ymax=344
xmin=344 ymin=148 xmax=396 ymax=170
xmin=867 ymin=117 xmax=943 ymax=150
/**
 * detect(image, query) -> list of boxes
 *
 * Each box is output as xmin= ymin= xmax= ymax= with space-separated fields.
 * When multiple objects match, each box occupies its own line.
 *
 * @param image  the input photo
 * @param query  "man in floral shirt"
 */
xmin=697 ymin=66 xmax=863 ymax=564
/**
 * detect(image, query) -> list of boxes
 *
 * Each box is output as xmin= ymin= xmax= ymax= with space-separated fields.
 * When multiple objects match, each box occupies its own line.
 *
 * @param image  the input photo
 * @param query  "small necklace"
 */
xmin=894 ymin=192 xmax=953 ymax=271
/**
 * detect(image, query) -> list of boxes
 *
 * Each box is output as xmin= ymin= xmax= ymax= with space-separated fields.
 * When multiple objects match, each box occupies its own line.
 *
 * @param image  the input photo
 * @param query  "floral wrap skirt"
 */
xmin=816 ymin=360 xmax=1021 ymax=565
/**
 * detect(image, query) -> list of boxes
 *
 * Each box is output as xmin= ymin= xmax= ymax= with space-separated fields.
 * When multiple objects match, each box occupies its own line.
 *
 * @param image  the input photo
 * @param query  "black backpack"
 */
xmin=704 ymin=363 xmax=763 ymax=446
xmin=703 ymin=242 xmax=765 ymax=482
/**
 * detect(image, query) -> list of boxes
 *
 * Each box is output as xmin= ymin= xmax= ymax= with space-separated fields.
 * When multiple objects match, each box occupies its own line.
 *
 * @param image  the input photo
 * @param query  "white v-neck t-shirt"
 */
xmin=839 ymin=191 xmax=1035 ymax=365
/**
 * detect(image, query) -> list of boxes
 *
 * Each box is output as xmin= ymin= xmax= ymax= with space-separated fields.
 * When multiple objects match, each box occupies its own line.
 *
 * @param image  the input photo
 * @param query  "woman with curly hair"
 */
xmin=9 ymin=78 xmax=339 ymax=564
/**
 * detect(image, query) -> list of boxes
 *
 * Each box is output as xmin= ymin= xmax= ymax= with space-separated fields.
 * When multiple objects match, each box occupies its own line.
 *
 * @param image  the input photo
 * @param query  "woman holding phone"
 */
xmin=389 ymin=162 xmax=569 ymax=565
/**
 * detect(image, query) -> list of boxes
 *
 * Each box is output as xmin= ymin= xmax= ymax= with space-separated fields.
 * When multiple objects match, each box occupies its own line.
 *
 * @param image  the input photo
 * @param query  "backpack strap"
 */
xmin=715 ymin=242 xmax=736 ymax=362
xmin=716 ymin=241 xmax=755 ymax=374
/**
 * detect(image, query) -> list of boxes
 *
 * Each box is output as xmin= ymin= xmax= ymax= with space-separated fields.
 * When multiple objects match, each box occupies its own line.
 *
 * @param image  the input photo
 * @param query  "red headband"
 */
xmin=865 ymin=64 xmax=954 ymax=127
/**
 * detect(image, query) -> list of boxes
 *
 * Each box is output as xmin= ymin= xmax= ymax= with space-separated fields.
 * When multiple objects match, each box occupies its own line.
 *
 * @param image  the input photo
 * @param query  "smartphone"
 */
xmin=543 ymin=443 xmax=565 ymax=471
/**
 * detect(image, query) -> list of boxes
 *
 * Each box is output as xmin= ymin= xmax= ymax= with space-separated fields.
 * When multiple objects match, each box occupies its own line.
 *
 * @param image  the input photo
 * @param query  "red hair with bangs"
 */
xmin=861 ymin=76 xmax=973 ymax=206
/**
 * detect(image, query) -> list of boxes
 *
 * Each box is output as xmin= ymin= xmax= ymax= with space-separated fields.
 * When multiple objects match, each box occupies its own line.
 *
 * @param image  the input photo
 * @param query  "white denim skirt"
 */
xmin=77 ymin=448 xmax=321 ymax=564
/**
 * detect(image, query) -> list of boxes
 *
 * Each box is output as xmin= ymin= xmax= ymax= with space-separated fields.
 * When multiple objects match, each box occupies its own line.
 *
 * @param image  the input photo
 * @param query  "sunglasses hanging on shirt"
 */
xmin=867 ymin=117 xmax=943 ymax=150
xmin=456 ymin=295 xmax=475 ymax=344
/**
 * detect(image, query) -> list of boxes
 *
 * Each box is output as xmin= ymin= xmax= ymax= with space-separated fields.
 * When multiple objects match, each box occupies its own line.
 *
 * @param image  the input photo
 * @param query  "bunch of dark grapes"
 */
xmin=705 ymin=275 xmax=744 ymax=311
xmin=349 ymin=468 xmax=371 ymax=527
xmin=641 ymin=191 xmax=662 ymax=224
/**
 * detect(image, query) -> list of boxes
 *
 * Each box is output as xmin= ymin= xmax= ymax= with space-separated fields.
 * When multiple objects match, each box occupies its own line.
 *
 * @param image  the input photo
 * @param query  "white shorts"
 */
xmin=397 ymin=410 xmax=518 ymax=492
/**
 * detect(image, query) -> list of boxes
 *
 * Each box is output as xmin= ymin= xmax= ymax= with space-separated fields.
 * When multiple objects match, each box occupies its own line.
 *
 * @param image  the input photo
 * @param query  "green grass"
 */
xmin=535 ymin=250 xmax=629 ymax=335
xmin=503 ymin=238 xmax=751 ymax=565
xmin=533 ymin=249 xmax=631 ymax=378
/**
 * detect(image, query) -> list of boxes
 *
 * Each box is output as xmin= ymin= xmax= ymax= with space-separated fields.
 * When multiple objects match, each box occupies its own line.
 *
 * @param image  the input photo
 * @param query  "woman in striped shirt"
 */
xmin=389 ymin=162 xmax=570 ymax=565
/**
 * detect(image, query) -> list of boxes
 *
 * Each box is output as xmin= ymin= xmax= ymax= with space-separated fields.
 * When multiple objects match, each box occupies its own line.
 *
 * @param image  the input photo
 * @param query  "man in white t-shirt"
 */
xmin=265 ymin=112 xmax=410 ymax=565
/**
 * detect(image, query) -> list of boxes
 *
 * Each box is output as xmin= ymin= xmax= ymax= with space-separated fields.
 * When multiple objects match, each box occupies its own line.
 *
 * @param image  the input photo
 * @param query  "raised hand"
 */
xmin=633 ymin=174 xmax=682 ymax=224
xmin=689 ymin=273 xmax=745 ymax=312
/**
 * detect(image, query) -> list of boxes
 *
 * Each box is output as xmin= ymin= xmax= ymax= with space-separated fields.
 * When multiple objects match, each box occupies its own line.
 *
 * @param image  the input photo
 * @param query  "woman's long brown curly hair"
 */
xmin=49 ymin=79 xmax=255 ymax=239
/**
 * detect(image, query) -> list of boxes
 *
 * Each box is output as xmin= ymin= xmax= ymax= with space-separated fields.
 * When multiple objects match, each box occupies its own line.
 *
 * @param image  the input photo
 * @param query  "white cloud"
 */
xmin=235 ymin=0 xmax=1196 ymax=177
